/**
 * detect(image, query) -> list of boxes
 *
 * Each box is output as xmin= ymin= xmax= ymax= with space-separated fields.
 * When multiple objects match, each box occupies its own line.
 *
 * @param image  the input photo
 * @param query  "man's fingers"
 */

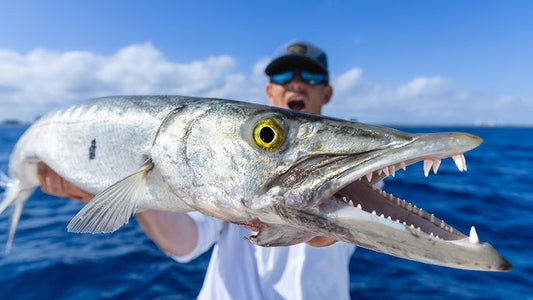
xmin=245 ymin=225 xmax=259 ymax=232
xmin=44 ymin=166 xmax=67 ymax=197
xmin=63 ymin=181 xmax=93 ymax=203
xmin=306 ymin=236 xmax=337 ymax=247
xmin=36 ymin=162 xmax=94 ymax=202
xmin=37 ymin=162 xmax=64 ymax=196
xmin=37 ymin=162 xmax=48 ymax=189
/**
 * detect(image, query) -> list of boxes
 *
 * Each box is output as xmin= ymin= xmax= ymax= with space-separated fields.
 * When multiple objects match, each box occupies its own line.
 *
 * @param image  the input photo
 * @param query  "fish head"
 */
xmin=152 ymin=98 xmax=511 ymax=271
xmin=151 ymin=98 xmax=407 ymax=216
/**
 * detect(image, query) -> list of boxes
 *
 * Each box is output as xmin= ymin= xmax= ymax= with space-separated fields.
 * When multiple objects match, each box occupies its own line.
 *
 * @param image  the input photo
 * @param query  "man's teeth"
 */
xmin=288 ymin=98 xmax=305 ymax=110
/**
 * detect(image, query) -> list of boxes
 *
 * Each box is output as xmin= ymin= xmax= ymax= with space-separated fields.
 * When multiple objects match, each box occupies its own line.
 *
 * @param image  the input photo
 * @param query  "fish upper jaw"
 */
xmin=304 ymin=131 xmax=483 ymax=209
xmin=279 ymin=131 xmax=482 ymax=223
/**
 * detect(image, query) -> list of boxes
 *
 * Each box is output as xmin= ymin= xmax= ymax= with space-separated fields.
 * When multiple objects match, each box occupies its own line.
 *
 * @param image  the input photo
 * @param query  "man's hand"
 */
xmin=37 ymin=162 xmax=94 ymax=203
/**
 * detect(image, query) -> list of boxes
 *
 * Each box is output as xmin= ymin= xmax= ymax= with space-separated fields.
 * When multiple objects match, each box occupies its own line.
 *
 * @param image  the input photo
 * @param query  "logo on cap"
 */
xmin=287 ymin=43 xmax=307 ymax=55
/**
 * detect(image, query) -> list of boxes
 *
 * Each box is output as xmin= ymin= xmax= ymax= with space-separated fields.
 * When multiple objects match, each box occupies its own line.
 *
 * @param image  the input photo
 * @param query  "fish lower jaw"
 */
xmin=333 ymin=190 xmax=471 ymax=242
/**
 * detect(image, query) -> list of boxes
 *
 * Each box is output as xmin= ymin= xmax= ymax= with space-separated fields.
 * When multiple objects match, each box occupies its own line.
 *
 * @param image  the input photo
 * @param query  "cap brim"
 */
xmin=265 ymin=55 xmax=327 ymax=75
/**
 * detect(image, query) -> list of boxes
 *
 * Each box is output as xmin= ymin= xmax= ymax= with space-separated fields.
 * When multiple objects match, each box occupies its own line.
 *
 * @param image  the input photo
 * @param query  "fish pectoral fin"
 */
xmin=67 ymin=162 xmax=154 ymax=234
xmin=246 ymin=224 xmax=316 ymax=247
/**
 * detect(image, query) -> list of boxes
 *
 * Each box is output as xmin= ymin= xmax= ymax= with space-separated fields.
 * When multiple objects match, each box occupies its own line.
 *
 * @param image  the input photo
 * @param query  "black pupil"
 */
xmin=260 ymin=126 xmax=276 ymax=143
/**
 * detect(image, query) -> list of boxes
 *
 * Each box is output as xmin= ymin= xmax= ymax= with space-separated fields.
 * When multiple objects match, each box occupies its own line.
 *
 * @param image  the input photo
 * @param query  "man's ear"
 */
xmin=322 ymin=85 xmax=333 ymax=105
xmin=266 ymin=84 xmax=275 ymax=105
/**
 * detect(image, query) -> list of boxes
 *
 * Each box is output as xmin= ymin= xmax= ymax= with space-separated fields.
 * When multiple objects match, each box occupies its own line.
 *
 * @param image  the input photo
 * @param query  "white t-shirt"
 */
xmin=173 ymin=212 xmax=356 ymax=300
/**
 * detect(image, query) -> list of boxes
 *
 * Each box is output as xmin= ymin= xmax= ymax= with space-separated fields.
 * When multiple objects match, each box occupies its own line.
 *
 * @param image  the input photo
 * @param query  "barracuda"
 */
xmin=0 ymin=95 xmax=511 ymax=271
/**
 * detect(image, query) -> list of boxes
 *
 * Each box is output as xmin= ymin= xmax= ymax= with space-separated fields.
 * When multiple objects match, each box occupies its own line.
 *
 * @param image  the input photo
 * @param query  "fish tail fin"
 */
xmin=0 ymin=173 xmax=36 ymax=254
xmin=67 ymin=162 xmax=154 ymax=234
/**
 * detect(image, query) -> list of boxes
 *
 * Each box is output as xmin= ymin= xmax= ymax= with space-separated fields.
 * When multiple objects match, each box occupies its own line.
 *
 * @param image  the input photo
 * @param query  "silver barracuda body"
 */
xmin=0 ymin=95 xmax=511 ymax=271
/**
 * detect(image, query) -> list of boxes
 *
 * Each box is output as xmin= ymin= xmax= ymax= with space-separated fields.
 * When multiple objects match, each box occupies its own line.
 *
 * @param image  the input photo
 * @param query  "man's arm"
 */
xmin=36 ymin=162 xmax=198 ymax=257
xmin=135 ymin=210 xmax=198 ymax=256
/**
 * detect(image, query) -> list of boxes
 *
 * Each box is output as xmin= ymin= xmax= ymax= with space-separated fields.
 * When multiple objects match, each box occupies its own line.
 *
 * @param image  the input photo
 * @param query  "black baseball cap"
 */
xmin=265 ymin=41 xmax=329 ymax=76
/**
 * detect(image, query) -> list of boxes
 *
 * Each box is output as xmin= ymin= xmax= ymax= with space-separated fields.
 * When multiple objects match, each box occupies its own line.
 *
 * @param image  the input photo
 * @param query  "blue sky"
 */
xmin=0 ymin=0 xmax=531 ymax=125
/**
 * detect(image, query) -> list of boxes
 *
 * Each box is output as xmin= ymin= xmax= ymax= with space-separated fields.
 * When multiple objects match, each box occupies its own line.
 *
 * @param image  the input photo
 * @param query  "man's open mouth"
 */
xmin=288 ymin=99 xmax=306 ymax=111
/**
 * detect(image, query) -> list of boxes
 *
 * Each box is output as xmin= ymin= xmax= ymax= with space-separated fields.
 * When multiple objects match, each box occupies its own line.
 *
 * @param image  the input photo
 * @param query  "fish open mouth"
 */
xmin=307 ymin=132 xmax=482 ymax=243
xmin=329 ymin=155 xmax=470 ymax=242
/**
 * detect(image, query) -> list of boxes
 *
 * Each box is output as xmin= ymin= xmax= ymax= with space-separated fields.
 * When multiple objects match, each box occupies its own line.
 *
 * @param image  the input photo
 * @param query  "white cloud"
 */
xmin=0 ymin=43 xmax=268 ymax=122
xmin=334 ymin=68 xmax=363 ymax=94
xmin=396 ymin=76 xmax=449 ymax=99
xmin=326 ymin=70 xmax=532 ymax=125
xmin=0 ymin=43 xmax=531 ymax=125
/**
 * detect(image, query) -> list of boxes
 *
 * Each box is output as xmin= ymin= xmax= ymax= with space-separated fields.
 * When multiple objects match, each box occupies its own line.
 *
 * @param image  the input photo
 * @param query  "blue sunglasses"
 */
xmin=270 ymin=70 xmax=328 ymax=85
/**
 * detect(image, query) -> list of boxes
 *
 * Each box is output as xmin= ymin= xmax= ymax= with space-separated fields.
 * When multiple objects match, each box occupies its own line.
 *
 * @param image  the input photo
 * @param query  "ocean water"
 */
xmin=0 ymin=125 xmax=531 ymax=299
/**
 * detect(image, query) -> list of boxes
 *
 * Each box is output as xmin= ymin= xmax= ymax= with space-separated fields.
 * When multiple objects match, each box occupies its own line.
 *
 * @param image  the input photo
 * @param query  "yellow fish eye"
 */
xmin=253 ymin=118 xmax=284 ymax=150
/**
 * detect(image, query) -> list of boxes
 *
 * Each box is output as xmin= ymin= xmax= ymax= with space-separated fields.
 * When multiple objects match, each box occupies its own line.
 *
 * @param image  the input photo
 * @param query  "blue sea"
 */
xmin=0 ymin=125 xmax=531 ymax=299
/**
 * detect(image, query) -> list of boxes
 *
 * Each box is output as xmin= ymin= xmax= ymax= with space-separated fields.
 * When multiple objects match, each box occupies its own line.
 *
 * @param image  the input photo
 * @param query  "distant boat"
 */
xmin=0 ymin=119 xmax=28 ymax=126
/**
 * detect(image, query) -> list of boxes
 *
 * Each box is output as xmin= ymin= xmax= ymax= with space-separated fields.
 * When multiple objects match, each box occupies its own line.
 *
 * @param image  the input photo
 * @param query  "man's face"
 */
xmin=266 ymin=71 xmax=333 ymax=114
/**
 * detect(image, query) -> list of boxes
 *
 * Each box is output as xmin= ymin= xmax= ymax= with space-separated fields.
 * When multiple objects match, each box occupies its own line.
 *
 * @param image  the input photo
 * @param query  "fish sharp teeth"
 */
xmin=423 ymin=159 xmax=433 ymax=177
xmin=452 ymin=154 xmax=466 ymax=172
xmin=469 ymin=226 xmax=480 ymax=243
xmin=432 ymin=159 xmax=441 ymax=174
xmin=400 ymin=161 xmax=406 ymax=171
xmin=365 ymin=173 xmax=372 ymax=182
xmin=383 ymin=167 xmax=389 ymax=176
xmin=389 ymin=165 xmax=396 ymax=177
xmin=356 ymin=204 xmax=362 ymax=210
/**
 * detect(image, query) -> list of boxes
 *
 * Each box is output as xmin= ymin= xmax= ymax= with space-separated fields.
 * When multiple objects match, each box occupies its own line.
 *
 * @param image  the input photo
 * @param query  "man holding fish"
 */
xmin=37 ymin=42 xmax=356 ymax=299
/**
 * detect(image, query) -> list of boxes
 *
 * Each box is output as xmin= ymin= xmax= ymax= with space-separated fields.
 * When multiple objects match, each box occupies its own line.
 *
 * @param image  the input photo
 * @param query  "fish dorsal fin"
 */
xmin=67 ymin=162 xmax=154 ymax=234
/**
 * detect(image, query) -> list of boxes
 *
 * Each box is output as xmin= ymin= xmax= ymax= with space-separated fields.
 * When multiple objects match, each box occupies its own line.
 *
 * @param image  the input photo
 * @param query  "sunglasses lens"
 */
xmin=301 ymin=71 xmax=326 ymax=85
xmin=270 ymin=71 xmax=294 ymax=84
xmin=270 ymin=70 xmax=326 ymax=85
